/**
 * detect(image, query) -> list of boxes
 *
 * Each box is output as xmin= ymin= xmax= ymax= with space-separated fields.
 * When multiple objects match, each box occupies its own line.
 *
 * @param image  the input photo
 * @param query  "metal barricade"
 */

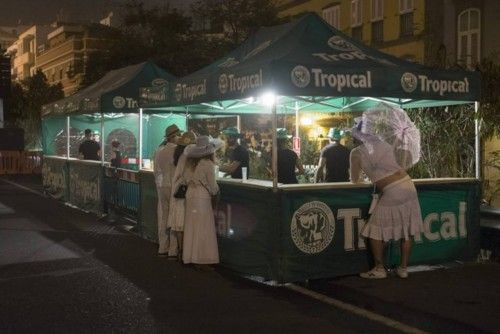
xmin=103 ymin=166 xmax=140 ymax=221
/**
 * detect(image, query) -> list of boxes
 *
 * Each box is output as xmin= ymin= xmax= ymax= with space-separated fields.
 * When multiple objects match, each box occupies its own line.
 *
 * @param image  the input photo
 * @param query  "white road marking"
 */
xmin=287 ymin=283 xmax=428 ymax=334
xmin=1 ymin=179 xmax=45 ymax=196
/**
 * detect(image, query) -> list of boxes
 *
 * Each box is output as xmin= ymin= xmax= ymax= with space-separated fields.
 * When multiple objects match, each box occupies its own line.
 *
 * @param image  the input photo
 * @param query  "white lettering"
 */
xmin=226 ymin=70 xmax=263 ymax=94
xmin=418 ymin=75 xmax=470 ymax=96
xmin=311 ymin=69 xmax=372 ymax=92
xmin=338 ymin=208 xmax=360 ymax=251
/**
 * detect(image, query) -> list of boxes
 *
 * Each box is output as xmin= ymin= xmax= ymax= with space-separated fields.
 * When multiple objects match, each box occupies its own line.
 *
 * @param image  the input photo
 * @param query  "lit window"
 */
xmin=457 ymin=8 xmax=481 ymax=69
xmin=371 ymin=0 xmax=383 ymax=21
xmin=323 ymin=5 xmax=340 ymax=29
xmin=351 ymin=0 xmax=363 ymax=27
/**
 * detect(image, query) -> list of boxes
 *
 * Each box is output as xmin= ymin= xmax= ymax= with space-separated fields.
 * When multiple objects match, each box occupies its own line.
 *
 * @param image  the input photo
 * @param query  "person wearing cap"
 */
xmin=166 ymin=131 xmax=197 ymax=260
xmin=350 ymin=118 xmax=423 ymax=279
xmin=182 ymin=136 xmax=224 ymax=268
xmin=78 ymin=129 xmax=101 ymax=161
xmin=314 ymin=127 xmax=350 ymax=183
xmin=276 ymin=128 xmax=304 ymax=184
xmin=153 ymin=124 xmax=181 ymax=257
xmin=219 ymin=127 xmax=249 ymax=179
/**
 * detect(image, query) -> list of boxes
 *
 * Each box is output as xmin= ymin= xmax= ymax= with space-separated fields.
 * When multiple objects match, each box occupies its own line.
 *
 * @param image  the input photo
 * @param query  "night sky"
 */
xmin=0 ymin=0 xmax=194 ymax=26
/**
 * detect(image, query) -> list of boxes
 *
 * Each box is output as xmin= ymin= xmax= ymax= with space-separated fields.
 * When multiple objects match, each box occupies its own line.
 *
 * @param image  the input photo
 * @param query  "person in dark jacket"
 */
xmin=276 ymin=128 xmax=304 ymax=184
xmin=314 ymin=127 xmax=350 ymax=182
xmin=78 ymin=129 xmax=100 ymax=161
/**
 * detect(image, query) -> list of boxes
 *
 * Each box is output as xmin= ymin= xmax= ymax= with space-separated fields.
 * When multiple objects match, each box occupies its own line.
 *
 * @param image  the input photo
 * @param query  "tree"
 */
xmin=7 ymin=71 xmax=63 ymax=150
xmin=191 ymin=0 xmax=281 ymax=46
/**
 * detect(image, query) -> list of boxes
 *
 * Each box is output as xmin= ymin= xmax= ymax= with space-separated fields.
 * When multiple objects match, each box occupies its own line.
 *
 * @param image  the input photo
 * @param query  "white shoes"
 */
xmin=360 ymin=267 xmax=387 ymax=279
xmin=395 ymin=266 xmax=408 ymax=278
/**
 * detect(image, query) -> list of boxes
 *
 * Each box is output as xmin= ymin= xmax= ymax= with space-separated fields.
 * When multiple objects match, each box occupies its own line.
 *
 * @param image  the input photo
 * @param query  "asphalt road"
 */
xmin=0 ymin=177 xmax=408 ymax=334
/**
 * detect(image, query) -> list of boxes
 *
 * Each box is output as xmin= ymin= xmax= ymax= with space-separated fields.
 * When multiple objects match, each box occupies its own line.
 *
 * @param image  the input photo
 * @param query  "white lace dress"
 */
xmin=182 ymin=158 xmax=219 ymax=264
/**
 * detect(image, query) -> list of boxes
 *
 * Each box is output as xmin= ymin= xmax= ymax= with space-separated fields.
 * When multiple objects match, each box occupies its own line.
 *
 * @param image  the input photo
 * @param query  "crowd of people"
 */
xmin=77 ymin=108 xmax=424 ymax=277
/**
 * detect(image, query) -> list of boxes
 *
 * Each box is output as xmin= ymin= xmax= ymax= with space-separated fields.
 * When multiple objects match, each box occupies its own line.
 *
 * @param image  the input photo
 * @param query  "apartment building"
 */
xmin=6 ymin=25 xmax=52 ymax=82
xmin=35 ymin=23 xmax=115 ymax=96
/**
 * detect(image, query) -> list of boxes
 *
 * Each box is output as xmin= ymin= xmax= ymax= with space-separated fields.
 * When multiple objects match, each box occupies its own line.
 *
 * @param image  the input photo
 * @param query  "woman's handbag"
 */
xmin=173 ymin=184 xmax=188 ymax=199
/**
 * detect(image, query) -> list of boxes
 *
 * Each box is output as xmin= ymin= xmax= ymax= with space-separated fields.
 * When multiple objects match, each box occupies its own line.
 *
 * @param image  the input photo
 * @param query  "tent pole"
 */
xmin=66 ymin=116 xmax=70 ymax=159
xmin=295 ymin=101 xmax=299 ymax=142
xmin=139 ymin=108 xmax=143 ymax=170
xmin=474 ymin=101 xmax=480 ymax=179
xmin=237 ymin=115 xmax=241 ymax=145
xmin=100 ymin=113 xmax=104 ymax=166
xmin=272 ymin=100 xmax=278 ymax=191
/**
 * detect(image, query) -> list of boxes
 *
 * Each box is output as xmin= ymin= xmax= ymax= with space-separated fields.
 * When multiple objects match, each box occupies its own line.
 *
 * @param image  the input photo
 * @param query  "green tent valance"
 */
xmin=42 ymin=61 xmax=175 ymax=117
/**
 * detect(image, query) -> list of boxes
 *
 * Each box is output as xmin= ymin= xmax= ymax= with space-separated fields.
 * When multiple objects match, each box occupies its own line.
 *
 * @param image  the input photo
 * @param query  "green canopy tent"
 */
xmin=145 ymin=12 xmax=481 ymax=186
xmin=42 ymin=61 xmax=185 ymax=165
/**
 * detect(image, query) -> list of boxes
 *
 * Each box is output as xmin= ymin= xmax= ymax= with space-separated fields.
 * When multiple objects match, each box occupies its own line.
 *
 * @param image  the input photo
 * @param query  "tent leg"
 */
xmin=101 ymin=113 xmax=105 ymax=165
xmin=474 ymin=101 xmax=480 ymax=179
xmin=272 ymin=101 xmax=278 ymax=191
xmin=66 ymin=116 xmax=70 ymax=159
xmin=139 ymin=108 xmax=143 ymax=169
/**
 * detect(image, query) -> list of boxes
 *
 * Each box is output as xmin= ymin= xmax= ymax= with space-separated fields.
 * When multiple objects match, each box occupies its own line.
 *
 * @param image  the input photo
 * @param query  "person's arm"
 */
xmin=314 ymin=157 xmax=326 ymax=183
xmin=295 ymin=156 xmax=305 ymax=175
xmin=349 ymin=150 xmax=363 ymax=183
xmin=219 ymin=160 xmax=241 ymax=174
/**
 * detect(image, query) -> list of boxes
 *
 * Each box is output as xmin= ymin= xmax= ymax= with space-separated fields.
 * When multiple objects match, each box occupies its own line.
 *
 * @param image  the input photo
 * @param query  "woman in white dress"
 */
xmin=350 ymin=118 xmax=423 ymax=279
xmin=182 ymin=136 xmax=224 ymax=267
xmin=167 ymin=131 xmax=197 ymax=259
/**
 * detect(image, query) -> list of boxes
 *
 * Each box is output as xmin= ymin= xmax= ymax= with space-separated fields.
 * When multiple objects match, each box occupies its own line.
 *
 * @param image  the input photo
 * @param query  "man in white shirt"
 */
xmin=153 ymin=124 xmax=181 ymax=256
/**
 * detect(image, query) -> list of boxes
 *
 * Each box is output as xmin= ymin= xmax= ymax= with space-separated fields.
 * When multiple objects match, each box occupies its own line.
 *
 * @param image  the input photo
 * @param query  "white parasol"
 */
xmin=359 ymin=104 xmax=421 ymax=170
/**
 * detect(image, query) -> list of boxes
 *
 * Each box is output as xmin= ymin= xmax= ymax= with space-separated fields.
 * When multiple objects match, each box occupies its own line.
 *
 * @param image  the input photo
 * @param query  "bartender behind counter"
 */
xmin=314 ymin=127 xmax=350 ymax=183
xmin=219 ymin=127 xmax=249 ymax=179
xmin=276 ymin=128 xmax=304 ymax=184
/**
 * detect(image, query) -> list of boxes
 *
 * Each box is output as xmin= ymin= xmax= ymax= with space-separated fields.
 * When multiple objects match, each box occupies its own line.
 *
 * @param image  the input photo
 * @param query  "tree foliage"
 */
xmin=7 ymin=71 xmax=63 ymax=149
xmin=79 ymin=0 xmax=280 ymax=89
xmin=190 ymin=0 xmax=280 ymax=46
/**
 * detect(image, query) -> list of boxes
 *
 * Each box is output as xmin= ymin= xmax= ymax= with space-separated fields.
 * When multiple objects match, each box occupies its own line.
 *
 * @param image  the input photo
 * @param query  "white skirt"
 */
xmin=361 ymin=176 xmax=424 ymax=241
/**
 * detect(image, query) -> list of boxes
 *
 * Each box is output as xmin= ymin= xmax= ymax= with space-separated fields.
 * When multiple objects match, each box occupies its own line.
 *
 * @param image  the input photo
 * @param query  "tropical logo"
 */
xmin=327 ymin=36 xmax=359 ymax=52
xmin=112 ymin=96 xmax=126 ymax=109
xmin=152 ymin=78 xmax=167 ymax=87
xmin=291 ymin=65 xmax=311 ymax=88
xmin=401 ymin=72 xmax=418 ymax=93
xmin=291 ymin=201 xmax=335 ymax=254
xmin=218 ymin=73 xmax=229 ymax=94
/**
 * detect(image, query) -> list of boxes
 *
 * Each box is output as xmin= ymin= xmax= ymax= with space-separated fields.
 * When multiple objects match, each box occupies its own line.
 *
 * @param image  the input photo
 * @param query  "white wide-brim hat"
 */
xmin=184 ymin=136 xmax=224 ymax=158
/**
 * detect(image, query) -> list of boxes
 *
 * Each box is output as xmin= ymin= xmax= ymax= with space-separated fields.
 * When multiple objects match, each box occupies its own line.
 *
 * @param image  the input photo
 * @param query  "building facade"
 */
xmin=35 ymin=23 xmax=115 ymax=96
xmin=6 ymin=25 xmax=52 ymax=82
